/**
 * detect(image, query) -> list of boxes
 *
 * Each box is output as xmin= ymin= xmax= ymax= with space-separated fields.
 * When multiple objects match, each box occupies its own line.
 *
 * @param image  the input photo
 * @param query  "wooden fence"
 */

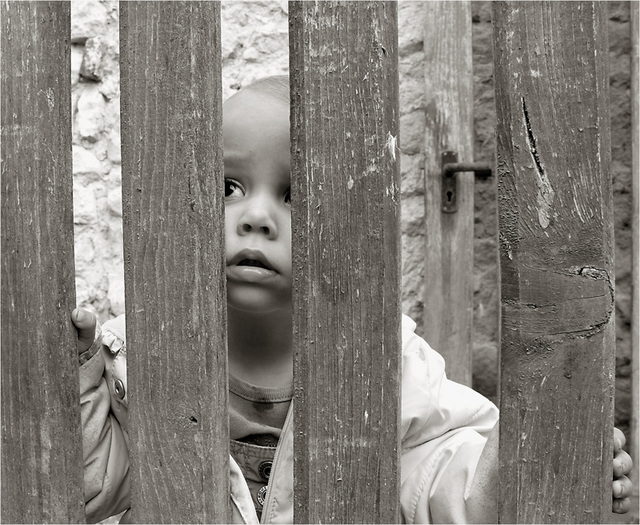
xmin=1 ymin=1 xmax=634 ymax=523
xmin=1 ymin=3 xmax=85 ymax=522
xmin=631 ymin=0 xmax=640 ymax=496
xmin=494 ymin=3 xmax=615 ymax=521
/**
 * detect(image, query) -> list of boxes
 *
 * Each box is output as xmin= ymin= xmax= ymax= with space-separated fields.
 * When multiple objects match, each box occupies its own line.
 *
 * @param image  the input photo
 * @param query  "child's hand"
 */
xmin=612 ymin=427 xmax=633 ymax=514
xmin=71 ymin=308 xmax=98 ymax=363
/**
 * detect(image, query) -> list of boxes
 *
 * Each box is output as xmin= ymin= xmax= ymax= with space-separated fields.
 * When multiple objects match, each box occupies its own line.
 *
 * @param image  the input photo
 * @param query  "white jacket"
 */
xmin=80 ymin=314 xmax=498 ymax=523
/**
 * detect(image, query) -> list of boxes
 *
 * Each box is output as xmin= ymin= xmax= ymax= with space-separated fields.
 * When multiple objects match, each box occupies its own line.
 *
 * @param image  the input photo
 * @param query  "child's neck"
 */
xmin=227 ymin=306 xmax=293 ymax=389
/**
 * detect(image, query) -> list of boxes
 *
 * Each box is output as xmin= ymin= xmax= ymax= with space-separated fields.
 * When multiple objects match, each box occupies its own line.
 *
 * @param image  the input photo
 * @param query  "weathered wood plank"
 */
xmin=494 ymin=2 xmax=615 ymax=523
xmin=630 ymin=0 xmax=639 ymax=494
xmin=289 ymin=2 xmax=401 ymax=522
xmin=422 ymin=1 xmax=475 ymax=386
xmin=119 ymin=2 xmax=229 ymax=521
xmin=1 ymin=2 xmax=85 ymax=522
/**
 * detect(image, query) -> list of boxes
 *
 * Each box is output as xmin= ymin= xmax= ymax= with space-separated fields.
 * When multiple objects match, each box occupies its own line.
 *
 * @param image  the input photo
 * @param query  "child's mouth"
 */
xmin=238 ymin=259 xmax=270 ymax=270
xmin=227 ymin=251 xmax=277 ymax=283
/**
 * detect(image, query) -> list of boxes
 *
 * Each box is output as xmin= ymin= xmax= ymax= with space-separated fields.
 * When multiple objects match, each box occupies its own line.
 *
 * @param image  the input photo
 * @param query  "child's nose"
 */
xmin=238 ymin=205 xmax=278 ymax=239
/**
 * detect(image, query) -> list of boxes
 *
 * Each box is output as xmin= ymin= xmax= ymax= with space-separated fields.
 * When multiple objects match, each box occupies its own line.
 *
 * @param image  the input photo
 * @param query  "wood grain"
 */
xmin=422 ymin=1 xmax=475 ymax=386
xmin=1 ymin=2 xmax=85 ymax=522
xmin=493 ymin=2 xmax=615 ymax=522
xmin=289 ymin=2 xmax=401 ymax=522
xmin=119 ymin=3 xmax=229 ymax=521
xmin=630 ymin=0 xmax=639 ymax=493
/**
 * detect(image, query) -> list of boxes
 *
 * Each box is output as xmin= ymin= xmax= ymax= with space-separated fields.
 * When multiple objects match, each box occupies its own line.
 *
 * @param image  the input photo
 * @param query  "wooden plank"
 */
xmin=0 ymin=2 xmax=85 ymax=522
xmin=494 ymin=2 xmax=615 ymax=523
xmin=289 ymin=2 xmax=401 ymax=522
xmin=630 ymin=0 xmax=639 ymax=494
xmin=119 ymin=3 xmax=229 ymax=522
xmin=422 ymin=1 xmax=475 ymax=386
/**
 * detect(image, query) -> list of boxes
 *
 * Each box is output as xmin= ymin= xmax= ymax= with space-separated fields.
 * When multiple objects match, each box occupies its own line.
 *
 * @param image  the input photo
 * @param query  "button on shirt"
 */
xmin=229 ymin=374 xmax=292 ymax=519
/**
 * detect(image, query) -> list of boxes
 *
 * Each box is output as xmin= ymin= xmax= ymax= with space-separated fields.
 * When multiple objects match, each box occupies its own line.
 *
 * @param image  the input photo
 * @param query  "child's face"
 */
xmin=223 ymin=90 xmax=292 ymax=314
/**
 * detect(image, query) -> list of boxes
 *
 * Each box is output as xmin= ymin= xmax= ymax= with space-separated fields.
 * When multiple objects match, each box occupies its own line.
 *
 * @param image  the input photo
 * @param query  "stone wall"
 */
xmin=70 ymin=1 xmax=634 ymax=432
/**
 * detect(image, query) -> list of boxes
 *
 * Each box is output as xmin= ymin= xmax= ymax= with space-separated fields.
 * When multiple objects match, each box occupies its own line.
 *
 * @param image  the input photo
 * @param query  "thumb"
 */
xmin=72 ymin=308 xmax=96 ymax=355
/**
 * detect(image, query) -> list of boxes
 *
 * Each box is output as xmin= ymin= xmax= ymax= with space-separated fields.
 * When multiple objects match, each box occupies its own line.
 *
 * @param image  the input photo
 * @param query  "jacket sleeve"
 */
xmin=79 ymin=315 xmax=130 ymax=523
xmin=399 ymin=315 xmax=499 ymax=524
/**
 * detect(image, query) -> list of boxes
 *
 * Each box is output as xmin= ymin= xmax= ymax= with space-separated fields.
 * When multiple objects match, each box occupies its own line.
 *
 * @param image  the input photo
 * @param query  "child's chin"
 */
xmin=226 ymin=288 xmax=289 ymax=315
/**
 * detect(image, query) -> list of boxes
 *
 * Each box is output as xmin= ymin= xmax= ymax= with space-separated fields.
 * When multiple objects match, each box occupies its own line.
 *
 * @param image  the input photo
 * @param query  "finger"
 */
xmin=613 ymin=427 xmax=626 ymax=451
xmin=72 ymin=308 xmax=96 ymax=355
xmin=613 ymin=450 xmax=632 ymax=478
xmin=612 ymin=497 xmax=631 ymax=514
xmin=613 ymin=476 xmax=633 ymax=499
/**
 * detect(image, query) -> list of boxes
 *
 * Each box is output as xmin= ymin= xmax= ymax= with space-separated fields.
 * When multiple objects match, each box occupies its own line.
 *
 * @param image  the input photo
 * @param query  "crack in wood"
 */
xmin=522 ymin=97 xmax=544 ymax=177
xmin=522 ymin=97 xmax=555 ymax=229
xmin=502 ymin=265 xmax=615 ymax=337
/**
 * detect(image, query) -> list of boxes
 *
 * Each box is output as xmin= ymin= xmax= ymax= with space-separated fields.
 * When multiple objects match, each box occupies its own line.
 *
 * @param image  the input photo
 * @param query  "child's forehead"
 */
xmin=222 ymin=90 xmax=290 ymax=164
xmin=223 ymin=90 xmax=290 ymax=150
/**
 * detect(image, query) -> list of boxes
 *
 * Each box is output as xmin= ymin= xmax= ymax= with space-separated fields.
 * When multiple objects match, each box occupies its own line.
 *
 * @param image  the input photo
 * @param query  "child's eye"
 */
xmin=284 ymin=187 xmax=291 ymax=205
xmin=224 ymin=179 xmax=244 ymax=199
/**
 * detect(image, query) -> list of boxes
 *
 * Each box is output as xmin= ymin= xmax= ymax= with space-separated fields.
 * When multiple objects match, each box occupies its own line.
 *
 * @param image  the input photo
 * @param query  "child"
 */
xmin=73 ymin=76 xmax=633 ymax=523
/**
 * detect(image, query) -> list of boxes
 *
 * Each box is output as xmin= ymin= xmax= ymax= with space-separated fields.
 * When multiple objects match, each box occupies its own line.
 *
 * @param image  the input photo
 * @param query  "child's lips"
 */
xmin=229 ymin=249 xmax=274 ymax=270
xmin=237 ymin=258 xmax=270 ymax=270
xmin=226 ymin=264 xmax=277 ymax=282
xmin=227 ymin=249 xmax=278 ymax=282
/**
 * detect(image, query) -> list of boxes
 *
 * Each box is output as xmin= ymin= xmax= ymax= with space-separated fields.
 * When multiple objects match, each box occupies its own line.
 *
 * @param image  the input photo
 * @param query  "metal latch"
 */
xmin=441 ymin=151 xmax=492 ymax=213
